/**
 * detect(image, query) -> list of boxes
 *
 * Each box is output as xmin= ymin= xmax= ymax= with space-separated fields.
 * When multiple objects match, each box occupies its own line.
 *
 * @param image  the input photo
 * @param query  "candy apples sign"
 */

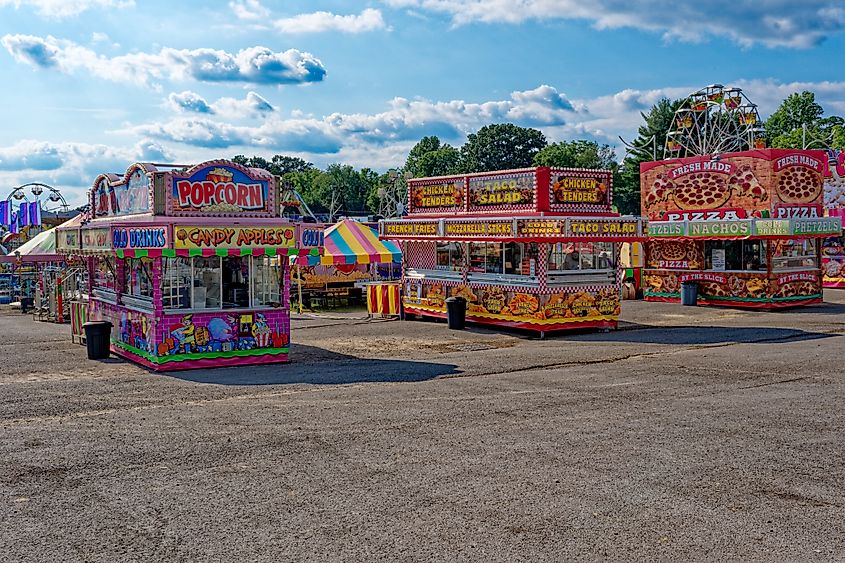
xmin=167 ymin=161 xmax=275 ymax=217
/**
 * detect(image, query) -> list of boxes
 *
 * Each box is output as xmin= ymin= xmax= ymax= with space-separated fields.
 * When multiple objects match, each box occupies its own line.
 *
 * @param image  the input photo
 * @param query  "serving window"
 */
xmin=436 ymin=242 xmax=463 ymax=272
xmin=161 ymin=255 xmax=283 ymax=312
xmin=123 ymin=257 xmax=153 ymax=300
xmin=93 ymin=255 xmax=117 ymax=292
xmin=704 ymin=240 xmax=767 ymax=272
xmin=772 ymin=239 xmax=818 ymax=272
xmin=548 ymin=242 xmax=614 ymax=272
xmin=467 ymin=243 xmax=540 ymax=278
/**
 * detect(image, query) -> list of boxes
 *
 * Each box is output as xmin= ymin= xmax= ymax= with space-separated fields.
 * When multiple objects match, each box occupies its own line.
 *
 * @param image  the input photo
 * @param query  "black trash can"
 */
xmin=445 ymin=296 xmax=467 ymax=330
xmin=19 ymin=297 xmax=34 ymax=314
xmin=680 ymin=281 xmax=698 ymax=306
xmin=83 ymin=321 xmax=113 ymax=360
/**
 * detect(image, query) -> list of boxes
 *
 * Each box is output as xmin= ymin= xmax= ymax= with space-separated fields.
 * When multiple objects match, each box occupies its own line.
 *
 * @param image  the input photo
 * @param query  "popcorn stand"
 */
xmin=642 ymin=149 xmax=841 ymax=308
xmin=58 ymin=160 xmax=294 ymax=370
xmin=379 ymin=167 xmax=644 ymax=333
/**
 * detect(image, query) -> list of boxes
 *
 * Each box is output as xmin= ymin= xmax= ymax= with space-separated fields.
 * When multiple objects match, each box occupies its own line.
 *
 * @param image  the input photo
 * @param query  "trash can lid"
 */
xmin=445 ymin=296 xmax=466 ymax=302
xmin=83 ymin=320 xmax=113 ymax=328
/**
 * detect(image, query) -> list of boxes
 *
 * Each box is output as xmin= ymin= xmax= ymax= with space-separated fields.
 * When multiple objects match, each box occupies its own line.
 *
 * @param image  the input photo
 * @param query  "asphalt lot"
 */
xmin=2 ymin=294 xmax=845 ymax=561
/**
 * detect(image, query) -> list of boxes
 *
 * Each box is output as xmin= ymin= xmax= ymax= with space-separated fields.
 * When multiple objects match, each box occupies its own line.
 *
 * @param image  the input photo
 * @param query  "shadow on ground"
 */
xmin=162 ymin=344 xmax=461 ymax=386
xmin=552 ymin=325 xmax=838 ymax=345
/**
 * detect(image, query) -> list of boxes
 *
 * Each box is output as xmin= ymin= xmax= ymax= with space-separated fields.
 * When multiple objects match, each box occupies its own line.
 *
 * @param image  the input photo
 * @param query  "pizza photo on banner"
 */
xmin=641 ymin=148 xmax=837 ymax=309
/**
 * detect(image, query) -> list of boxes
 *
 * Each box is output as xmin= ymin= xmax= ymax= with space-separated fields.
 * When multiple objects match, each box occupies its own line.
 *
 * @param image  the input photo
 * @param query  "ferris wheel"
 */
xmin=663 ymin=84 xmax=765 ymax=159
xmin=7 ymin=183 xmax=70 ymax=213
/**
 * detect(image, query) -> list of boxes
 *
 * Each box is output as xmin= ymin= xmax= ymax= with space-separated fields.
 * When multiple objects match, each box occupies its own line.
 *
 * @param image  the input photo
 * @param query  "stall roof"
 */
xmin=15 ymin=228 xmax=56 ymax=256
xmin=296 ymin=220 xmax=401 ymax=266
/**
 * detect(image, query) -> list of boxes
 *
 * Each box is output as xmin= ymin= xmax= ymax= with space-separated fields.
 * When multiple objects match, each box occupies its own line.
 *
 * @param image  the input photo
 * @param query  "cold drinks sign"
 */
xmin=168 ymin=163 xmax=274 ymax=217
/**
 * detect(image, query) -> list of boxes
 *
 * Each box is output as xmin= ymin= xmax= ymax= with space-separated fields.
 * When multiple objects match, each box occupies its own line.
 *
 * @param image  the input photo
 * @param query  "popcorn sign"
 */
xmin=170 ymin=163 xmax=272 ymax=216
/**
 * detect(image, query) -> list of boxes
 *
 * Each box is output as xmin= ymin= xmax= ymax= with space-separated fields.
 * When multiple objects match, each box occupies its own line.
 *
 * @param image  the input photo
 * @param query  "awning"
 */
xmin=295 ymin=220 xmax=402 ymax=266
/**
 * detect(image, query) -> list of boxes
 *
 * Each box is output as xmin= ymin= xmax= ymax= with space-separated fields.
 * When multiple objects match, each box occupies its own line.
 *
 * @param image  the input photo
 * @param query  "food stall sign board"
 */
xmin=113 ymin=226 xmax=169 ymax=249
xmin=175 ymin=226 xmax=296 ymax=249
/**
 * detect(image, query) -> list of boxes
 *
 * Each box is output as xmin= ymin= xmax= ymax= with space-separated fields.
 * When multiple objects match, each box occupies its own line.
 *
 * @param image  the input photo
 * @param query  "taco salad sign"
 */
xmin=168 ymin=162 xmax=274 ymax=216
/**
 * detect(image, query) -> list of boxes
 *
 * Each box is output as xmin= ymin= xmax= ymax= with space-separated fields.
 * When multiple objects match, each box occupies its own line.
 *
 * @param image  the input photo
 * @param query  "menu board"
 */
xmin=408 ymin=179 xmax=463 ymax=213
xmin=467 ymin=172 xmax=535 ymax=211
xmin=549 ymin=169 xmax=612 ymax=211
xmin=174 ymin=226 xmax=296 ymax=249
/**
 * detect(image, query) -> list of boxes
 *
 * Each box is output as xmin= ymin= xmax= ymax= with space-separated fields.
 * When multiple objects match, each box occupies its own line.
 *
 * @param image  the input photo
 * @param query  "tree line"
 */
xmin=234 ymin=90 xmax=845 ymax=218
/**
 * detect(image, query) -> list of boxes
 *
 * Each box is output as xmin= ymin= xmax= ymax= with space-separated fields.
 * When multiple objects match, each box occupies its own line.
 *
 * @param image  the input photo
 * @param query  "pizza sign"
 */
xmin=640 ymin=150 xmax=827 ymax=220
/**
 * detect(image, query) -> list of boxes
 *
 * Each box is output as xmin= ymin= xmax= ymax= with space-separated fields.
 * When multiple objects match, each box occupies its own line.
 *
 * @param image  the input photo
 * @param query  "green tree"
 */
xmin=533 ymin=140 xmax=617 ymax=169
xmin=833 ymin=125 xmax=845 ymax=150
xmin=614 ymin=98 xmax=682 ymax=215
xmin=285 ymin=168 xmax=326 ymax=212
xmin=272 ymin=155 xmax=313 ymax=175
xmin=404 ymin=136 xmax=444 ymax=178
xmin=416 ymin=146 xmax=461 ymax=177
xmin=765 ymin=91 xmax=825 ymax=140
xmin=459 ymin=123 xmax=547 ymax=173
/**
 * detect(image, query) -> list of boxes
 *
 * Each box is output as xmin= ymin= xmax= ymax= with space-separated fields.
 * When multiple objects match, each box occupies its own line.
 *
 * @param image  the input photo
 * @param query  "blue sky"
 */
xmin=1 ymin=0 xmax=845 ymax=207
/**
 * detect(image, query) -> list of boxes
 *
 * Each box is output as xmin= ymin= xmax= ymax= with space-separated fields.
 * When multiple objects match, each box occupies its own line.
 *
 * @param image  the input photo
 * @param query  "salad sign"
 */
xmin=468 ymin=173 xmax=534 ymax=208
xmin=170 ymin=163 xmax=273 ymax=216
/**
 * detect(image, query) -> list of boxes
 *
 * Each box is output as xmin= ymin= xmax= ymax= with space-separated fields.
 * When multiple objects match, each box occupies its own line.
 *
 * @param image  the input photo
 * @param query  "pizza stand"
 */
xmin=58 ymin=160 xmax=296 ymax=370
xmin=379 ymin=166 xmax=645 ymax=333
xmin=293 ymin=219 xmax=402 ymax=315
xmin=821 ymin=150 xmax=845 ymax=288
xmin=642 ymin=149 xmax=841 ymax=308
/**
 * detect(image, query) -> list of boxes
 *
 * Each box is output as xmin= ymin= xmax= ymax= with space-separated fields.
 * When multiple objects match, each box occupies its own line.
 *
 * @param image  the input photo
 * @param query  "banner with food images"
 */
xmin=822 ymin=235 xmax=845 ymax=288
xmin=406 ymin=281 xmax=621 ymax=324
xmin=643 ymin=269 xmax=821 ymax=303
xmin=641 ymin=149 xmax=827 ymax=221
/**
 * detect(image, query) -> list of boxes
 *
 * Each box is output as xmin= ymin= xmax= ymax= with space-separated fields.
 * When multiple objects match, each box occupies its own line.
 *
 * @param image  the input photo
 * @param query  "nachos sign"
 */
xmin=168 ymin=162 xmax=275 ymax=217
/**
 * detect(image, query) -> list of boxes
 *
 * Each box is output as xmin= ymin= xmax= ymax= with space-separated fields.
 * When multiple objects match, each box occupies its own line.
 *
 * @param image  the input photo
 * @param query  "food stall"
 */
xmin=822 ymin=150 xmax=845 ymax=287
xmin=293 ymin=220 xmax=402 ymax=312
xmin=641 ymin=149 xmax=841 ymax=307
xmin=58 ymin=160 xmax=295 ymax=370
xmin=379 ymin=167 xmax=645 ymax=332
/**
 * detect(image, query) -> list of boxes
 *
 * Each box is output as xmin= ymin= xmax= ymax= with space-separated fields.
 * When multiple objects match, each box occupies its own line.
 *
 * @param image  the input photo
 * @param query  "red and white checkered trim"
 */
xmin=466 ymin=171 xmax=537 ymax=214
xmin=548 ymin=167 xmax=614 ymax=214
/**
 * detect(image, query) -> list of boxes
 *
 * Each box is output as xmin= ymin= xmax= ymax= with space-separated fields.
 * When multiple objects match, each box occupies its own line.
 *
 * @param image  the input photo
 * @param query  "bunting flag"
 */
xmin=0 ymin=201 xmax=9 ymax=226
xmin=9 ymin=211 xmax=19 ymax=234
xmin=29 ymin=201 xmax=42 ymax=226
xmin=18 ymin=202 xmax=29 ymax=227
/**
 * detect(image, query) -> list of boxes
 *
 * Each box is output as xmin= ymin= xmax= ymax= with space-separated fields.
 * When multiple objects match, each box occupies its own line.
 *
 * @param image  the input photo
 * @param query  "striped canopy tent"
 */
xmin=0 ymin=228 xmax=63 ymax=264
xmin=294 ymin=220 xmax=401 ymax=266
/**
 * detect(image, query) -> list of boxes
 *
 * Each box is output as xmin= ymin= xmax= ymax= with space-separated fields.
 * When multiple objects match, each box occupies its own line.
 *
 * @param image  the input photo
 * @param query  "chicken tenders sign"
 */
xmin=168 ymin=162 xmax=275 ymax=217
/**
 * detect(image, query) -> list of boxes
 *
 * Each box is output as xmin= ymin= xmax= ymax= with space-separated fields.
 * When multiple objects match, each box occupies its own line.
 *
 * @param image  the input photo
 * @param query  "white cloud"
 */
xmin=0 ymin=0 xmax=133 ymax=17
xmin=0 ymin=139 xmax=175 ymax=207
xmin=1 ymin=34 xmax=327 ymax=88
xmin=166 ymin=90 xmax=275 ymax=118
xmin=4 ymin=79 xmax=844 ymax=207
xmin=229 ymin=0 xmax=269 ymax=20
xmin=383 ymin=0 xmax=845 ymax=48
xmin=274 ymin=8 xmax=388 ymax=33
xmin=130 ymin=85 xmax=577 ymax=152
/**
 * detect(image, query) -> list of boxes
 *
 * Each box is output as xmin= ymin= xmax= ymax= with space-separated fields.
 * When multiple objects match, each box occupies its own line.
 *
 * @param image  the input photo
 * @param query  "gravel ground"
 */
xmin=2 ymin=294 xmax=845 ymax=561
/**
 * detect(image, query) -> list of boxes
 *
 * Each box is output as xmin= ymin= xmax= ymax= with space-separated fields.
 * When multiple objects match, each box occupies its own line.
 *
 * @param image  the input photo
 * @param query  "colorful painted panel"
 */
xmin=643 ymin=269 xmax=821 ymax=304
xmin=407 ymin=281 xmax=620 ymax=325
xmin=174 ymin=226 xmax=296 ymax=249
xmin=641 ymin=149 xmax=827 ymax=221
xmin=548 ymin=168 xmax=612 ymax=213
xmin=167 ymin=161 xmax=275 ymax=217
